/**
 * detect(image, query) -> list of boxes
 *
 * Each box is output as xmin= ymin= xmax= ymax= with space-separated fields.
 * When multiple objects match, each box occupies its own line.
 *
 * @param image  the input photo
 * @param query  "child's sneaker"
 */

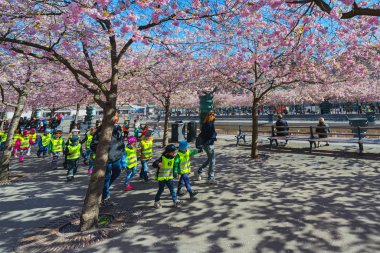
xmin=88 ymin=168 xmax=93 ymax=174
xmin=190 ymin=191 xmax=198 ymax=200
xmin=174 ymin=200 xmax=181 ymax=208
xmin=101 ymin=196 xmax=117 ymax=207
xmin=154 ymin=201 xmax=162 ymax=209
xmin=177 ymin=189 xmax=186 ymax=196
xmin=124 ymin=184 xmax=133 ymax=191
xmin=194 ymin=170 xmax=202 ymax=181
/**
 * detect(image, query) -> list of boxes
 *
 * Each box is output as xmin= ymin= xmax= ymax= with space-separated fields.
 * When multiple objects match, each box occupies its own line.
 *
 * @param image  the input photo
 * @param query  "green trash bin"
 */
xmin=349 ymin=118 xmax=368 ymax=138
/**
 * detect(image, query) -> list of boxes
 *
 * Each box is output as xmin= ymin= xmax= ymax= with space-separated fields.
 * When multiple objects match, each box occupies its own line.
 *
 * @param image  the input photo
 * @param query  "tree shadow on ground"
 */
xmin=2 ymin=141 xmax=380 ymax=253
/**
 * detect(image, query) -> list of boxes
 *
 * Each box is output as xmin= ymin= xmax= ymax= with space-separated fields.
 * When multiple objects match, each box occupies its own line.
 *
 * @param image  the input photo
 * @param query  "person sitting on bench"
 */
xmin=275 ymin=114 xmax=289 ymax=144
xmin=316 ymin=117 xmax=330 ymax=147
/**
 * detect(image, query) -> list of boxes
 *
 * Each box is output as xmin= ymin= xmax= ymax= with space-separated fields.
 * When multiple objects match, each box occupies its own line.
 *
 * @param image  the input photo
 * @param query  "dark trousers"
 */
xmin=66 ymin=159 xmax=79 ymax=178
xmin=155 ymin=179 xmax=177 ymax=203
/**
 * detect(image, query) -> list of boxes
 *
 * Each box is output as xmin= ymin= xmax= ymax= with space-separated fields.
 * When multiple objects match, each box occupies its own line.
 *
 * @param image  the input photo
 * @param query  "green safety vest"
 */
xmin=85 ymin=134 xmax=93 ymax=149
xmin=140 ymin=139 xmax=153 ymax=159
xmin=67 ymin=144 xmax=81 ymax=160
xmin=28 ymin=133 xmax=37 ymax=142
xmin=178 ymin=150 xmax=191 ymax=175
xmin=41 ymin=134 xmax=51 ymax=147
xmin=51 ymin=138 xmax=63 ymax=153
xmin=1 ymin=133 xmax=7 ymax=143
xmin=156 ymin=156 xmax=174 ymax=181
xmin=125 ymin=146 xmax=137 ymax=169
xmin=19 ymin=136 xmax=30 ymax=149
xmin=13 ymin=134 xmax=21 ymax=145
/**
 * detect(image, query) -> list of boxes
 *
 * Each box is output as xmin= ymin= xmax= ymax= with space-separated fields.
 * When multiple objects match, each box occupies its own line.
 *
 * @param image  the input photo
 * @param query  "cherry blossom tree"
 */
xmin=0 ymin=0 xmax=249 ymax=230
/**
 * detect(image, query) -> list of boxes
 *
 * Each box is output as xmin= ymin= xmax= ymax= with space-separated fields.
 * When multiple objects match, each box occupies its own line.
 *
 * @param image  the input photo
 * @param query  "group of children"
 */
xmin=1 ymin=123 xmax=204 ymax=208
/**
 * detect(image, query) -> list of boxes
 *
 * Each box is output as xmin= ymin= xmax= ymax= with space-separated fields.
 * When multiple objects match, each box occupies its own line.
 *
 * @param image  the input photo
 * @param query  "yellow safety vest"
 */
xmin=51 ymin=138 xmax=64 ymax=153
xmin=1 ymin=132 xmax=7 ymax=143
xmin=41 ymin=134 xmax=51 ymax=147
xmin=125 ymin=146 xmax=137 ymax=169
xmin=178 ymin=150 xmax=191 ymax=175
xmin=13 ymin=134 xmax=21 ymax=145
xmin=85 ymin=134 xmax=93 ymax=149
xmin=67 ymin=144 xmax=81 ymax=160
xmin=140 ymin=139 xmax=153 ymax=159
xmin=156 ymin=156 xmax=174 ymax=181
xmin=28 ymin=133 xmax=37 ymax=142
xmin=19 ymin=136 xmax=30 ymax=149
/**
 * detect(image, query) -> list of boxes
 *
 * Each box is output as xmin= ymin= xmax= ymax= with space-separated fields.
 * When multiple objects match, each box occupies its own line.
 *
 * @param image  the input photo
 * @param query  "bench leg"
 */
xmin=236 ymin=138 xmax=239 ymax=146
xmin=359 ymin=143 xmax=363 ymax=154
xmin=309 ymin=142 xmax=313 ymax=153
xmin=269 ymin=139 xmax=273 ymax=150
xmin=243 ymin=136 xmax=246 ymax=144
xmin=275 ymin=139 xmax=278 ymax=147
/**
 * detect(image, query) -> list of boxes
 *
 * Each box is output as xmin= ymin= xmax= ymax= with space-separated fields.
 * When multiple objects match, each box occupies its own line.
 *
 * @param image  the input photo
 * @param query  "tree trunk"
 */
xmin=251 ymin=99 xmax=259 ymax=159
xmin=49 ymin=108 xmax=56 ymax=126
xmin=74 ymin=103 xmax=80 ymax=125
xmin=79 ymin=103 xmax=116 ymax=231
xmin=0 ymin=94 xmax=27 ymax=182
xmin=162 ymin=97 xmax=171 ymax=147
xmin=0 ymin=109 xmax=6 ymax=130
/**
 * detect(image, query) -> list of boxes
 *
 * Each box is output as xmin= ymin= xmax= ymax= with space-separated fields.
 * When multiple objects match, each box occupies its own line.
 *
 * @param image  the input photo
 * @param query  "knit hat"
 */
xmin=178 ymin=140 xmax=189 ymax=150
xmin=70 ymin=135 xmax=79 ymax=142
xmin=164 ymin=144 xmax=176 ymax=153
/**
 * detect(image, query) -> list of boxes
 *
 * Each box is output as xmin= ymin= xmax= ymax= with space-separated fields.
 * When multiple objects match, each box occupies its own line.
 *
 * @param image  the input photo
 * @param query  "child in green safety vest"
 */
xmin=81 ymin=127 xmax=95 ymax=165
xmin=63 ymin=128 xmax=80 ymax=170
xmin=174 ymin=140 xmax=202 ymax=200
xmin=37 ymin=129 xmax=51 ymax=158
xmin=138 ymin=130 xmax=153 ymax=182
xmin=0 ymin=130 xmax=8 ymax=151
xmin=64 ymin=135 xmax=81 ymax=181
xmin=122 ymin=136 xmax=138 ymax=191
xmin=152 ymin=144 xmax=181 ymax=208
xmin=15 ymin=129 xmax=32 ymax=163
xmin=49 ymin=128 xmax=65 ymax=170
xmin=12 ymin=129 xmax=22 ymax=158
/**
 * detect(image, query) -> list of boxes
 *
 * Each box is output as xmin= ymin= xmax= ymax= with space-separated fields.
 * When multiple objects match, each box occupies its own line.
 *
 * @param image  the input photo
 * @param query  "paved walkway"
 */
xmin=1 ymin=138 xmax=379 ymax=253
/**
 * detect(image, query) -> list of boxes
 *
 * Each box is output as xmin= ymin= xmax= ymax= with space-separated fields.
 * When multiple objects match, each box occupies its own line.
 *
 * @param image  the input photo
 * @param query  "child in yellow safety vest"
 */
xmin=81 ymin=127 xmax=95 ymax=165
xmin=152 ymin=144 xmax=181 ymax=208
xmin=0 ymin=131 xmax=8 ymax=151
xmin=138 ymin=130 xmax=153 ymax=182
xmin=63 ymin=129 xmax=80 ymax=170
xmin=12 ymin=129 xmax=22 ymax=158
xmin=174 ymin=140 xmax=202 ymax=200
xmin=15 ymin=130 xmax=32 ymax=162
xmin=64 ymin=135 xmax=81 ymax=181
xmin=49 ymin=128 xmax=65 ymax=170
xmin=122 ymin=136 xmax=138 ymax=191
xmin=26 ymin=128 xmax=37 ymax=156
xmin=37 ymin=129 xmax=51 ymax=158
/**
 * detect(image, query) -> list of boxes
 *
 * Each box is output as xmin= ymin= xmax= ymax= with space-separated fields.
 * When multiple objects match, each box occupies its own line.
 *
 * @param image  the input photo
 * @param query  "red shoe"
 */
xmin=124 ymin=184 xmax=133 ymax=191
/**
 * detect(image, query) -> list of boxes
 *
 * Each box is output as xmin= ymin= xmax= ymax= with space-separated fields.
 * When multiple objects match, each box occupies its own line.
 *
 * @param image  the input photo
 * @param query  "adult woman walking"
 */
xmin=195 ymin=112 xmax=217 ymax=184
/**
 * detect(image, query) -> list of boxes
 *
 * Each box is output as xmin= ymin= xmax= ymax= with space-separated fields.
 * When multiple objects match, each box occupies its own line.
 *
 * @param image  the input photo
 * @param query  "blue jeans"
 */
xmin=84 ymin=148 xmax=92 ymax=159
xmin=140 ymin=160 xmax=149 ymax=181
xmin=102 ymin=160 xmax=122 ymax=200
xmin=177 ymin=173 xmax=193 ymax=193
xmin=37 ymin=146 xmax=48 ymax=157
xmin=198 ymin=144 xmax=215 ymax=180
xmin=154 ymin=179 xmax=177 ymax=203
xmin=67 ymin=159 xmax=79 ymax=177
xmin=124 ymin=166 xmax=137 ymax=186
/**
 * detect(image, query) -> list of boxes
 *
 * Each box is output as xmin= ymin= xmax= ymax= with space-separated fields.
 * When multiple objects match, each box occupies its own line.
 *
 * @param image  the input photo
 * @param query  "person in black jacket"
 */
xmin=195 ymin=112 xmax=217 ymax=184
xmin=275 ymin=114 xmax=289 ymax=145
xmin=90 ymin=114 xmax=125 ymax=206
